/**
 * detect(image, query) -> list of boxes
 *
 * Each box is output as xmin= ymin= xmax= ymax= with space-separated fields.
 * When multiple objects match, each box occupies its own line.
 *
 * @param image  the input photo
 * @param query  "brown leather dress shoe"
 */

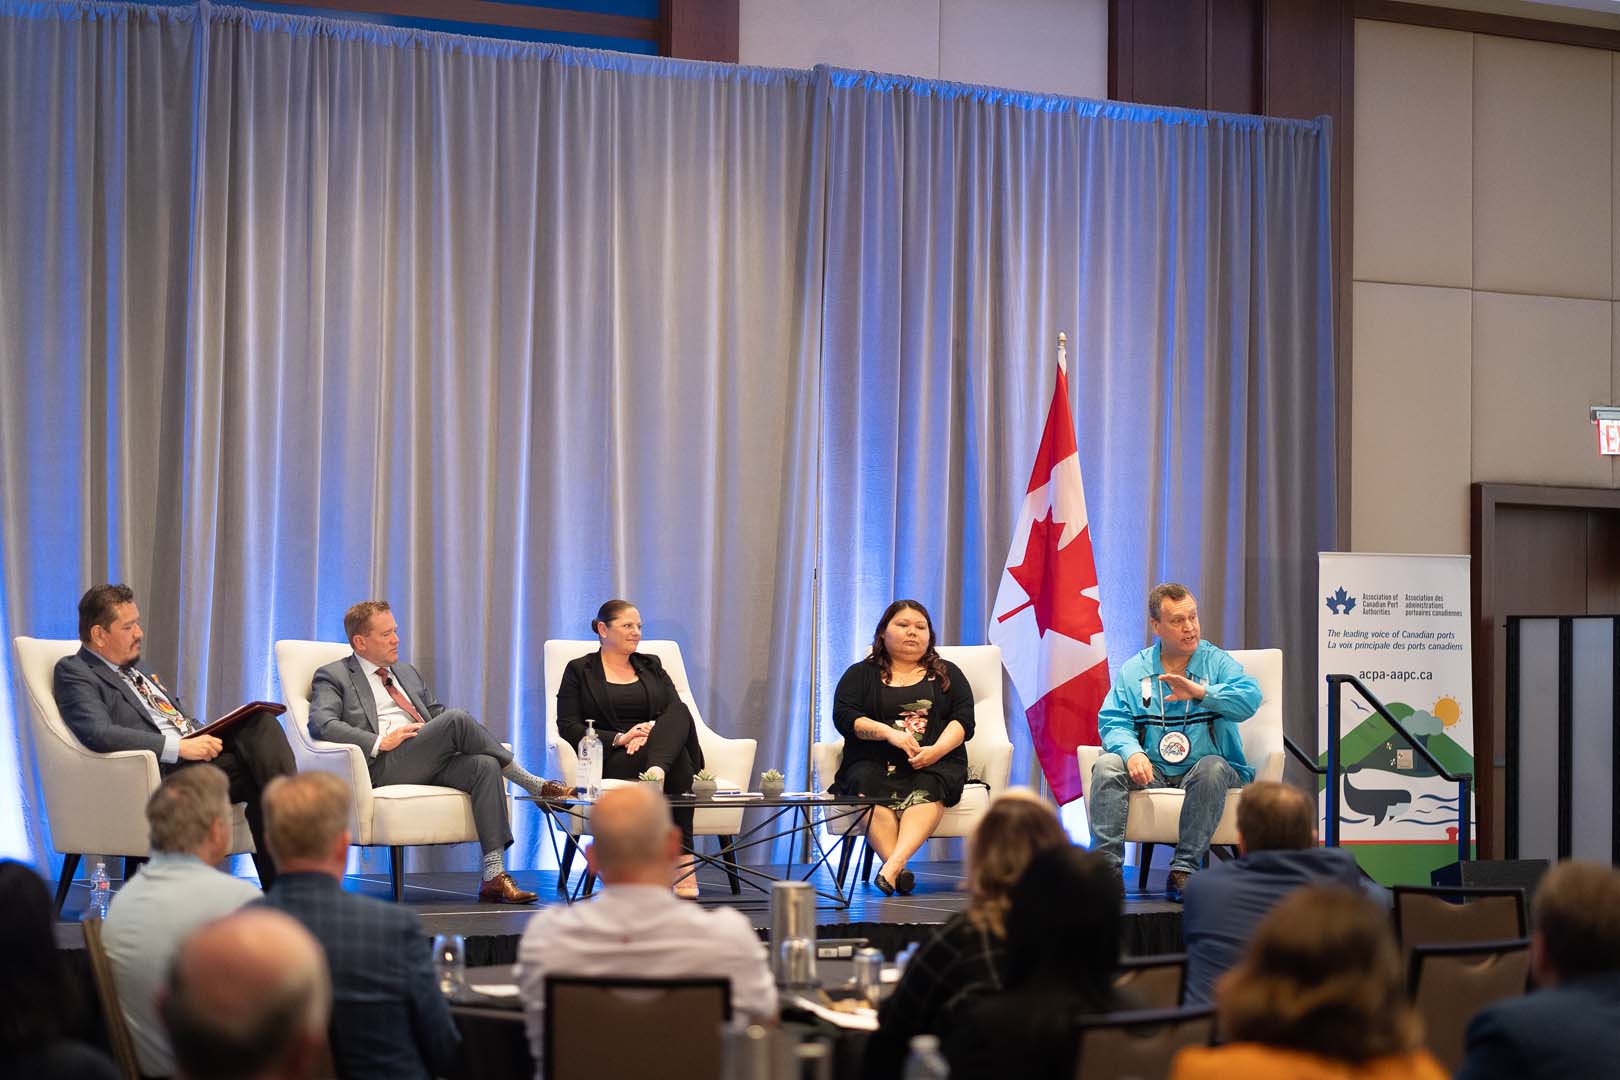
xmin=478 ymin=872 xmax=538 ymax=904
xmin=537 ymin=779 xmax=573 ymax=800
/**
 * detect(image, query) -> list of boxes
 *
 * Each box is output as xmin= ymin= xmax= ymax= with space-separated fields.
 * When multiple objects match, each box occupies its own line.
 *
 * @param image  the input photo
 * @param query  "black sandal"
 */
xmin=874 ymin=872 xmax=895 ymax=896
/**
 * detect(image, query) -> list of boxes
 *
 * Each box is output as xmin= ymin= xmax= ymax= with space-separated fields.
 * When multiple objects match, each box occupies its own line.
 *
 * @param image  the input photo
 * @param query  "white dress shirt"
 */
xmin=516 ymin=883 xmax=778 ymax=1069
xmin=354 ymin=653 xmax=416 ymax=757
xmin=102 ymin=852 xmax=262 ymax=1076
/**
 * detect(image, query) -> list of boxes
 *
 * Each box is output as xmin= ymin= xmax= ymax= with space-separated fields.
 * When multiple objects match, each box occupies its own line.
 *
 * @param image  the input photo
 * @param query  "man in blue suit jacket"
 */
xmin=53 ymin=583 xmax=295 ymax=886
xmin=1181 ymin=780 xmax=1383 ymax=1004
xmin=260 ymin=771 xmax=461 ymax=1080
xmin=1456 ymin=861 xmax=1620 ymax=1080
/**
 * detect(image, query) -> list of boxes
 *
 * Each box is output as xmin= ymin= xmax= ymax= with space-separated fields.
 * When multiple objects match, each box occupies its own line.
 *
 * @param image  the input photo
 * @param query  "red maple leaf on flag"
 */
xmin=996 ymin=509 xmax=1104 ymax=642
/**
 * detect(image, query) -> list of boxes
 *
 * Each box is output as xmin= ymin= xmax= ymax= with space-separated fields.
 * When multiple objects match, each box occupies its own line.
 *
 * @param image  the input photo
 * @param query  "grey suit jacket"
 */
xmin=307 ymin=655 xmax=445 ymax=752
xmin=54 ymin=647 xmax=197 ymax=759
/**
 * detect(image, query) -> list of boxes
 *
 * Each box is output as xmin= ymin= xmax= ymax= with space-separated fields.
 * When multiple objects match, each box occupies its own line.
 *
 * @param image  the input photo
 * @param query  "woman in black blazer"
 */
xmin=830 ymin=599 xmax=975 ymax=896
xmin=556 ymin=600 xmax=707 ymax=895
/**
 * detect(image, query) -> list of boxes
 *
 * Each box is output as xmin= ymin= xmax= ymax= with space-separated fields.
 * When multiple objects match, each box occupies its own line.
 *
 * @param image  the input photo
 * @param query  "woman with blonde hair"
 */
xmin=860 ymin=790 xmax=1070 ymax=1079
xmin=1171 ymin=885 xmax=1447 ymax=1079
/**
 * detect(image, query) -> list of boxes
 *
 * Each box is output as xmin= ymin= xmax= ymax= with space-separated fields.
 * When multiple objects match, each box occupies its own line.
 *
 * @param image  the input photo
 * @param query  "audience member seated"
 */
xmin=0 ymin=860 xmax=119 ymax=1080
xmin=1170 ymin=886 xmax=1446 ymax=1080
xmin=516 ymin=783 xmax=777 ymax=1059
xmin=258 ymin=771 xmax=460 ymax=1079
xmin=556 ymin=599 xmax=709 ymax=895
xmin=161 ymin=907 xmax=331 ymax=1080
xmin=943 ymin=846 xmax=1128 ymax=1079
xmin=1181 ymin=780 xmax=1375 ymax=1003
xmin=828 ymin=599 xmax=975 ymax=895
xmin=1455 ymin=860 xmax=1620 ymax=1080
xmin=862 ymin=789 xmax=1070 ymax=1079
xmin=104 ymin=765 xmax=263 ymax=1077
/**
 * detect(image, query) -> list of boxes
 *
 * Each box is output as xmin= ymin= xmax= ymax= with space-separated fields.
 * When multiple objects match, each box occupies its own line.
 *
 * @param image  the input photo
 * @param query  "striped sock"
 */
xmin=481 ymin=850 xmax=505 ymax=882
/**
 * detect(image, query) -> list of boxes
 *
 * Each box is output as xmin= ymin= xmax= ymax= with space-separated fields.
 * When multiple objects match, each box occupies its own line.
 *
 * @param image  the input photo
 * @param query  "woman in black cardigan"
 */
xmin=556 ymin=599 xmax=707 ymax=895
xmin=830 ymin=599 xmax=975 ymax=895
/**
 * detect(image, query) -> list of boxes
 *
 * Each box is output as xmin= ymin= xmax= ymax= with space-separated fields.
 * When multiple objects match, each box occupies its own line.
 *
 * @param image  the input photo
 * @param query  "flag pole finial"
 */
xmin=1057 ymin=331 xmax=1068 ymax=374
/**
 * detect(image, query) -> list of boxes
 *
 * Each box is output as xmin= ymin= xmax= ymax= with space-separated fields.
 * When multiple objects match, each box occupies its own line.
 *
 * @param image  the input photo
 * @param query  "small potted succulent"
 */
xmin=759 ymin=769 xmax=785 ymax=798
xmin=691 ymin=768 xmax=718 ymax=799
xmin=638 ymin=769 xmax=664 ymax=790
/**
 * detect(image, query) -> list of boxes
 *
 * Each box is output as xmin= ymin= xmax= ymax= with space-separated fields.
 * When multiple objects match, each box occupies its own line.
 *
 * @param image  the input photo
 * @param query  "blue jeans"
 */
xmin=1087 ymin=753 xmax=1242 ymax=874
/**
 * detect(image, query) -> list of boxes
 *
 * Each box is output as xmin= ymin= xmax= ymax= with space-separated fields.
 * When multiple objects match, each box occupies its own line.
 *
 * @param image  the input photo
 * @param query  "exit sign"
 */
xmin=1596 ymin=407 xmax=1620 ymax=456
xmin=1602 ymin=417 xmax=1620 ymax=456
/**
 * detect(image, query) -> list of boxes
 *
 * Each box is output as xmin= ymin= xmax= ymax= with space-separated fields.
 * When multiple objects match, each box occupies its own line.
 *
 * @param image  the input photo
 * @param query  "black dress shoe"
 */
xmin=873 ymin=872 xmax=895 ymax=896
xmin=895 ymin=870 xmax=915 ymax=895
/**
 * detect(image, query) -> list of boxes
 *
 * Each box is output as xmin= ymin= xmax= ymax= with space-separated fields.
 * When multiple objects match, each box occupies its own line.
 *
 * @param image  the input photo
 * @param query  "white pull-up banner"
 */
xmin=1317 ymin=552 xmax=1476 ymax=885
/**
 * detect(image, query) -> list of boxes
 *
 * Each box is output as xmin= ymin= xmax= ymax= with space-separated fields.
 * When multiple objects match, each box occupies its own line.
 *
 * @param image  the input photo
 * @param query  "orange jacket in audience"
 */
xmin=1171 ymin=1044 xmax=1448 ymax=1080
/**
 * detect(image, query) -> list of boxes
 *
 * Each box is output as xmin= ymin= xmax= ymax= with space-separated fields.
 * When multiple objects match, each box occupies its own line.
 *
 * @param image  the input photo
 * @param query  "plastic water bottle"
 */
xmin=576 ymin=719 xmax=603 ymax=801
xmin=85 ymin=860 xmax=111 ymax=921
xmin=902 ymin=1034 xmax=949 ymax=1079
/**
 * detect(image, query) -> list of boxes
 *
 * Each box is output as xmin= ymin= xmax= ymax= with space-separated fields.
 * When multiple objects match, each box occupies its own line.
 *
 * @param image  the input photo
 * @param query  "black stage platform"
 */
xmin=54 ymin=859 xmax=1186 ymax=964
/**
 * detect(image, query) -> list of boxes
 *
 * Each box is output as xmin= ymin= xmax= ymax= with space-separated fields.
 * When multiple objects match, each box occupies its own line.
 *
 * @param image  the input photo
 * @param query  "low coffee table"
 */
xmin=523 ymin=792 xmax=883 ymax=908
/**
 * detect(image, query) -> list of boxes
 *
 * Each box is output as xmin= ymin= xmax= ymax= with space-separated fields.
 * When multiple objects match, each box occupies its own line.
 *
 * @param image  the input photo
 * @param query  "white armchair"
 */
xmin=543 ymin=640 xmax=758 ymax=894
xmin=811 ymin=644 xmax=1015 ymax=885
xmin=13 ymin=637 xmax=256 ymax=912
xmin=274 ymin=640 xmax=511 ymax=901
xmin=1077 ymin=647 xmax=1285 ymax=889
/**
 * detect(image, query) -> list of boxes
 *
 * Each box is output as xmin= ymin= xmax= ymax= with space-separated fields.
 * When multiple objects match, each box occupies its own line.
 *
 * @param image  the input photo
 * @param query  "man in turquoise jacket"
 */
xmin=1088 ymin=583 xmax=1262 ymax=902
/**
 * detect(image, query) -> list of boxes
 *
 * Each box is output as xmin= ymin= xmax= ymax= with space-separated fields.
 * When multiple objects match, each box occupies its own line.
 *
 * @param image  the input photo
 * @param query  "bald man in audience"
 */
xmin=160 ymin=908 xmax=330 ymax=1080
xmin=259 ymin=772 xmax=460 ymax=1080
xmin=1457 ymin=861 xmax=1620 ymax=1080
xmin=1180 ymin=780 xmax=1375 ymax=1004
xmin=517 ymin=784 xmax=777 ymax=1061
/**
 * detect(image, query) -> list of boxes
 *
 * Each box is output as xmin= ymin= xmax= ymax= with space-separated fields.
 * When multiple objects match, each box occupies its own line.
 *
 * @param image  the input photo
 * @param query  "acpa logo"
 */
xmin=1325 ymin=586 xmax=1356 ymax=615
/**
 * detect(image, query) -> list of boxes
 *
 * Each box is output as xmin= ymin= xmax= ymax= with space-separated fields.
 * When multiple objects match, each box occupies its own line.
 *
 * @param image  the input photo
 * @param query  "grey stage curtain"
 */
xmin=0 ymin=2 xmax=824 ymax=871
xmin=0 ymin=2 xmax=1333 ymax=872
xmin=814 ymin=71 xmax=1336 ymax=799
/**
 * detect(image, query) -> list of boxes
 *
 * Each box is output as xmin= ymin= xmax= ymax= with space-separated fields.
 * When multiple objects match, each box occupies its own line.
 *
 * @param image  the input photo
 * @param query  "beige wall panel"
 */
xmin=1474 ymin=36 xmax=1612 ymax=300
xmin=1352 ymin=21 xmax=1473 ymax=289
xmin=1351 ymin=282 xmax=1473 ymax=554
xmin=739 ymin=0 xmax=941 ymax=78
xmin=939 ymin=0 xmax=1106 ymax=99
xmin=1614 ymin=54 xmax=1619 ymax=301
xmin=1472 ymin=292 xmax=1612 ymax=486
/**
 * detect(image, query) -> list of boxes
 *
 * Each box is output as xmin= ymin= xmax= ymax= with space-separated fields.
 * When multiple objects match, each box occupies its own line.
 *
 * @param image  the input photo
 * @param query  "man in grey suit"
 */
xmin=307 ymin=599 xmax=566 ymax=903
xmin=54 ymin=583 xmax=296 ymax=887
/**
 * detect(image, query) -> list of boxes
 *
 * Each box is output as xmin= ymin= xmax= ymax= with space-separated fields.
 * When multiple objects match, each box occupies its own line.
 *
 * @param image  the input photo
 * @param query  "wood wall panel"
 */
xmin=1262 ymin=0 xmax=1345 ymax=120
xmin=1119 ymin=0 xmax=1209 ymax=107
xmin=667 ymin=0 xmax=739 ymax=62
xmin=1209 ymin=0 xmax=1262 ymax=114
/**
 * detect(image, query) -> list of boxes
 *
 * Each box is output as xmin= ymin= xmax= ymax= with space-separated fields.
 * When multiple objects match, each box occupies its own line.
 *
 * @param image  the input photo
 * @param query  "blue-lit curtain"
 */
xmin=814 ymin=72 xmax=1335 ymax=799
xmin=0 ymin=1 xmax=1333 ymax=874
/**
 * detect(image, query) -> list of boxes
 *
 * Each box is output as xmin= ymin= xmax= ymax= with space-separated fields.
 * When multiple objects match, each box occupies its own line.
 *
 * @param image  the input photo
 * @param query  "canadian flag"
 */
xmin=987 ymin=335 xmax=1110 ymax=804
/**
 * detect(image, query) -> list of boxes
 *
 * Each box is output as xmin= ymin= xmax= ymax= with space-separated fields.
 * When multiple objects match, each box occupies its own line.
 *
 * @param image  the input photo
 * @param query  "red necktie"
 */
xmin=378 ymin=669 xmax=426 ymax=726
